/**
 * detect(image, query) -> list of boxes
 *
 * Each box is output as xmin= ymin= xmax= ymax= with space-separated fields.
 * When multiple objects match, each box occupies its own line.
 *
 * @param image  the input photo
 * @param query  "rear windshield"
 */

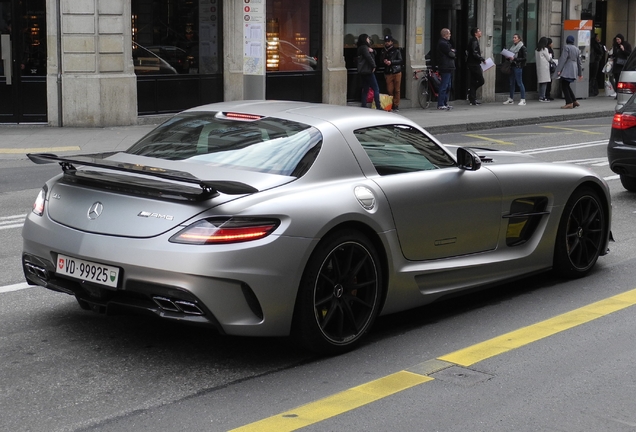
xmin=126 ymin=112 xmax=323 ymax=177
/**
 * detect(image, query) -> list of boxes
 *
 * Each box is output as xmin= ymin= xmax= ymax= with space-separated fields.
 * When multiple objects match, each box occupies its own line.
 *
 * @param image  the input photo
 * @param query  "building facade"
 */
xmin=0 ymin=0 xmax=632 ymax=126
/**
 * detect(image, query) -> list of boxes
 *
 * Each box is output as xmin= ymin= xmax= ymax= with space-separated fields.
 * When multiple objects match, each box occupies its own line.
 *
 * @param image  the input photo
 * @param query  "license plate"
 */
xmin=56 ymin=254 xmax=120 ymax=288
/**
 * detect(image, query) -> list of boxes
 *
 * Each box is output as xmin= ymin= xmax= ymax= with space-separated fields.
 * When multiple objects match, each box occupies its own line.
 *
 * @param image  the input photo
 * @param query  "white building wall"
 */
xmin=47 ymin=0 xmax=137 ymax=126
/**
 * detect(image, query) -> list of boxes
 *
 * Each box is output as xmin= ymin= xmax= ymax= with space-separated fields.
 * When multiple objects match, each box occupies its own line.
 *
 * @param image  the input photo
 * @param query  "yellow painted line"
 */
xmin=229 ymin=371 xmax=432 ymax=432
xmin=464 ymin=134 xmax=514 ymax=145
xmin=231 ymin=288 xmax=636 ymax=431
xmin=439 ymin=288 xmax=636 ymax=367
xmin=542 ymin=126 xmax=603 ymax=135
xmin=0 ymin=146 xmax=81 ymax=154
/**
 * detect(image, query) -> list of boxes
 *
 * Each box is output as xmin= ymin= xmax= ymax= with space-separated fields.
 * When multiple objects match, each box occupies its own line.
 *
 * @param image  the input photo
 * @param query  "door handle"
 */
xmin=1 ymin=34 xmax=12 ymax=85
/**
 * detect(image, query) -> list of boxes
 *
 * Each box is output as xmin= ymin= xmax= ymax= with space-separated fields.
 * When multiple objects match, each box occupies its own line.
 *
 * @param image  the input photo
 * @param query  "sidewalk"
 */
xmin=0 ymin=95 xmax=618 ymax=160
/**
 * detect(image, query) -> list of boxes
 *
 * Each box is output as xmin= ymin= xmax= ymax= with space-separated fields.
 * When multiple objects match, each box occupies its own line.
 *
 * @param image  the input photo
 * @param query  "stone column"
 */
xmin=223 ymin=0 xmax=246 ymax=101
xmin=47 ymin=0 xmax=137 ymax=127
xmin=406 ymin=0 xmax=427 ymax=107
xmin=479 ymin=0 xmax=495 ymax=102
xmin=322 ymin=0 xmax=347 ymax=105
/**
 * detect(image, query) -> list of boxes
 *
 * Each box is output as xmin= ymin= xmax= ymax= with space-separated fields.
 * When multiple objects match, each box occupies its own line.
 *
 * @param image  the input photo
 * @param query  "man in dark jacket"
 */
xmin=466 ymin=28 xmax=486 ymax=105
xmin=436 ymin=28 xmax=456 ymax=110
xmin=382 ymin=35 xmax=403 ymax=112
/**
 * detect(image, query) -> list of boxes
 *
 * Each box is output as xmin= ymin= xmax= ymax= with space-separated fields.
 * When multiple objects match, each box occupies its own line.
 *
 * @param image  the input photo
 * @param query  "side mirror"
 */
xmin=456 ymin=147 xmax=482 ymax=171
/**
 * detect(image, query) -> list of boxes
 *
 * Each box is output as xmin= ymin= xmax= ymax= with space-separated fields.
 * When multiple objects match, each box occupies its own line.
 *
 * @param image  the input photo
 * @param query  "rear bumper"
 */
xmin=608 ymin=140 xmax=636 ymax=177
xmin=22 ymin=212 xmax=317 ymax=337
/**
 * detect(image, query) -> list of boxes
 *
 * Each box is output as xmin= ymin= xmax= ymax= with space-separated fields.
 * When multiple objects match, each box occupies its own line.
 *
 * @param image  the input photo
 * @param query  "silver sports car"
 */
xmin=22 ymin=101 xmax=612 ymax=354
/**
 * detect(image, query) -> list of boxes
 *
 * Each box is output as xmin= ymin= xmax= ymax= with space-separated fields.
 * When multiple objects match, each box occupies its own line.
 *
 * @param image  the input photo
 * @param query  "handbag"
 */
xmin=501 ymin=59 xmax=512 ymax=75
xmin=602 ymin=59 xmax=613 ymax=74
xmin=616 ymin=57 xmax=627 ymax=66
xmin=549 ymin=60 xmax=556 ymax=74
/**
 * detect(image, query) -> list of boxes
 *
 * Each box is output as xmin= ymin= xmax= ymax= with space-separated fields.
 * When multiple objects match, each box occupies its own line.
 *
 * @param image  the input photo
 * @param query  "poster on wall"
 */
xmin=243 ymin=0 xmax=265 ymax=75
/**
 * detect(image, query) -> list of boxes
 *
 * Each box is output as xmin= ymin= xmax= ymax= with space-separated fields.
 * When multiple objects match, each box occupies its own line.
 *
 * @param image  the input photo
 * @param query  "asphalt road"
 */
xmin=2 ymin=117 xmax=636 ymax=432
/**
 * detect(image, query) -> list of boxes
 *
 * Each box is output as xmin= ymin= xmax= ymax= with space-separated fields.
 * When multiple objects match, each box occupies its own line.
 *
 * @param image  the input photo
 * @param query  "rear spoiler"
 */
xmin=27 ymin=153 xmax=258 ymax=199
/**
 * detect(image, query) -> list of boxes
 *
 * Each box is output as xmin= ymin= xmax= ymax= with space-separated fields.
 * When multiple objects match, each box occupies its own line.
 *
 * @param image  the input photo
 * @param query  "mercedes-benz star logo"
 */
xmin=87 ymin=202 xmax=104 ymax=220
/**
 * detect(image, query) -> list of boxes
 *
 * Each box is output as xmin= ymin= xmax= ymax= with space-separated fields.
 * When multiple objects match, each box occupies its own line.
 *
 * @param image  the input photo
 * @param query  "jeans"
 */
xmin=538 ymin=82 xmax=547 ymax=99
xmin=360 ymin=73 xmax=381 ymax=109
xmin=509 ymin=67 xmax=525 ymax=99
xmin=438 ymin=72 xmax=452 ymax=107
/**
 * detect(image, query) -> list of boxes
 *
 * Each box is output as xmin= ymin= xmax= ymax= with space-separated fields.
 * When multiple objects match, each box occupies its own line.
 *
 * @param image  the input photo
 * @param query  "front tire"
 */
xmin=418 ymin=79 xmax=430 ymax=109
xmin=292 ymin=230 xmax=382 ymax=355
xmin=553 ymin=187 xmax=606 ymax=278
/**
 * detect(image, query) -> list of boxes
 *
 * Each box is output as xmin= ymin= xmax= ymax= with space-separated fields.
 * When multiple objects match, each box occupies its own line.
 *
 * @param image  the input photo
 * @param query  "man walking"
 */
xmin=382 ymin=35 xmax=403 ymax=112
xmin=436 ymin=28 xmax=456 ymax=111
xmin=466 ymin=27 xmax=486 ymax=105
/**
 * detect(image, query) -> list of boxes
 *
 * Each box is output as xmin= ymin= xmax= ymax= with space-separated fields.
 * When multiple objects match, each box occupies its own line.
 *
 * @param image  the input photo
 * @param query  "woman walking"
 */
xmin=555 ymin=35 xmax=583 ymax=109
xmin=610 ymin=34 xmax=632 ymax=95
xmin=536 ymin=37 xmax=552 ymax=102
xmin=502 ymin=34 xmax=527 ymax=105
xmin=356 ymin=33 xmax=382 ymax=109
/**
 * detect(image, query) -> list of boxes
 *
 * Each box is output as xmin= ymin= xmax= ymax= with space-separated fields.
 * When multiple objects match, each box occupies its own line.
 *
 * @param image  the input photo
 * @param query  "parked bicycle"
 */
xmin=413 ymin=68 xmax=442 ymax=109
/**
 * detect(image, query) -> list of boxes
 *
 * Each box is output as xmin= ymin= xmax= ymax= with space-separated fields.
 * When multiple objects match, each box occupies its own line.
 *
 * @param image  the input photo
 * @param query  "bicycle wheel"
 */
xmin=418 ymin=79 xmax=430 ymax=109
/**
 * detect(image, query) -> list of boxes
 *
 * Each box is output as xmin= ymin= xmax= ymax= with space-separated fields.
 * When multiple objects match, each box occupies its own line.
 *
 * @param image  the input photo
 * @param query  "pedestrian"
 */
xmin=545 ymin=38 xmax=555 ymax=100
xmin=588 ymin=33 xmax=603 ymax=96
xmin=436 ymin=28 xmax=456 ymax=111
xmin=356 ymin=33 xmax=382 ymax=109
xmin=466 ymin=27 xmax=486 ymax=106
xmin=609 ymin=33 xmax=632 ymax=95
xmin=536 ymin=37 xmax=552 ymax=102
xmin=502 ymin=33 xmax=527 ymax=105
xmin=381 ymin=35 xmax=403 ymax=112
xmin=555 ymin=35 xmax=583 ymax=109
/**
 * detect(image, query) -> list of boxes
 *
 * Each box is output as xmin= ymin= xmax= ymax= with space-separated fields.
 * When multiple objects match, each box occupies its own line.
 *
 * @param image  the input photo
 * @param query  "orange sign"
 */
xmin=563 ymin=20 xmax=593 ymax=30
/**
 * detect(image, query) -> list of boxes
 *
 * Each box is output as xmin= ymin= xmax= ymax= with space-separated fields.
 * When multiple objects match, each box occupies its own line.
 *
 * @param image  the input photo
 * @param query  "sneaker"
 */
xmin=445 ymin=105 xmax=453 ymax=110
xmin=437 ymin=106 xmax=449 ymax=111
xmin=503 ymin=98 xmax=514 ymax=104
xmin=518 ymin=99 xmax=526 ymax=106
xmin=469 ymin=100 xmax=482 ymax=106
xmin=392 ymin=106 xmax=400 ymax=112
xmin=539 ymin=98 xmax=550 ymax=102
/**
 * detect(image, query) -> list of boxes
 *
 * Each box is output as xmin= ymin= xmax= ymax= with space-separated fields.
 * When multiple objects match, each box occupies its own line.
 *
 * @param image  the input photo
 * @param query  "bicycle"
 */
xmin=413 ymin=68 xmax=441 ymax=109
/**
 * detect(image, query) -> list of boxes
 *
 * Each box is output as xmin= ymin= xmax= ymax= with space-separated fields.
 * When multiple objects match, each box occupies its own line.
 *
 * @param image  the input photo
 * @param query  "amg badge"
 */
xmin=138 ymin=211 xmax=174 ymax=221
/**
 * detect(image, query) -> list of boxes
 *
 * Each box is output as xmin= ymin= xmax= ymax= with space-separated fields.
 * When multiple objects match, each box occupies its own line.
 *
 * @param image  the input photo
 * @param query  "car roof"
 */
xmin=184 ymin=100 xmax=418 ymax=130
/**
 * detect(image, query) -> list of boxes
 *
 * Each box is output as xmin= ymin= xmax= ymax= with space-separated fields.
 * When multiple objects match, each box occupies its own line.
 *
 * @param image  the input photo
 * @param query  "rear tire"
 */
xmin=620 ymin=174 xmax=636 ymax=192
xmin=292 ymin=229 xmax=382 ymax=355
xmin=418 ymin=79 xmax=430 ymax=109
xmin=553 ymin=187 xmax=606 ymax=278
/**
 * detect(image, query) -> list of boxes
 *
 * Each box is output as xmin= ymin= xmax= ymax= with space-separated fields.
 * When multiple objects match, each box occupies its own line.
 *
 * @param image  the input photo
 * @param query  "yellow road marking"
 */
xmin=439 ymin=289 xmax=636 ymax=366
xmin=542 ymin=126 xmax=603 ymax=135
xmin=232 ymin=288 xmax=636 ymax=431
xmin=229 ymin=371 xmax=432 ymax=432
xmin=0 ymin=146 xmax=81 ymax=154
xmin=464 ymin=134 xmax=514 ymax=145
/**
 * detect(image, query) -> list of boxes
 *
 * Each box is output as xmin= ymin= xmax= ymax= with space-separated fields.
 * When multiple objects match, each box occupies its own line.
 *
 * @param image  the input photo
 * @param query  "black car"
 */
xmin=608 ymin=92 xmax=636 ymax=191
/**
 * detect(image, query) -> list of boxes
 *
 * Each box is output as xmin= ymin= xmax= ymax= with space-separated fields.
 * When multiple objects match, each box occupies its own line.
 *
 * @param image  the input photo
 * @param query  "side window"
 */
xmin=354 ymin=125 xmax=455 ymax=175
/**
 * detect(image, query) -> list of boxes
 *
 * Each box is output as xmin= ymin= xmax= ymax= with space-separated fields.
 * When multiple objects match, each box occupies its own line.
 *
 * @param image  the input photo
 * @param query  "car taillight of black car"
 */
xmin=612 ymin=112 xmax=636 ymax=130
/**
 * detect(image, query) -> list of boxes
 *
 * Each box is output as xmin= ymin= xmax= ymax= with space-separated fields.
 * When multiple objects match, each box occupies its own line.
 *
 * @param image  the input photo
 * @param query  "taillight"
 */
xmin=32 ymin=188 xmax=46 ymax=216
xmin=170 ymin=218 xmax=280 ymax=244
xmin=612 ymin=113 xmax=636 ymax=130
xmin=616 ymin=81 xmax=636 ymax=94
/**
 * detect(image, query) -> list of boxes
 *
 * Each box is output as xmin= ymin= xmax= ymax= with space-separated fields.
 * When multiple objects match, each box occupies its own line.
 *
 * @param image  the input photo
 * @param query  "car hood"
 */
xmin=36 ymin=152 xmax=295 ymax=238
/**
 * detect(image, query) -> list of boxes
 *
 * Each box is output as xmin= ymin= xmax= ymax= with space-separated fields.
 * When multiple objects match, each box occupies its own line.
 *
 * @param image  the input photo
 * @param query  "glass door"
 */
xmin=0 ymin=0 xmax=47 ymax=123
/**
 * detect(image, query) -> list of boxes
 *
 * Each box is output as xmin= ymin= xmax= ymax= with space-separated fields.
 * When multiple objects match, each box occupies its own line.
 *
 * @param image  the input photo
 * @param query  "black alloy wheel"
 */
xmin=554 ymin=187 xmax=606 ymax=278
xmin=293 ymin=230 xmax=382 ymax=355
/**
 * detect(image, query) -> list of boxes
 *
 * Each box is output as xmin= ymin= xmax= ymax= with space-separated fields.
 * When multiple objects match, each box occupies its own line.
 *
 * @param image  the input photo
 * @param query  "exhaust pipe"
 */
xmin=152 ymin=296 xmax=204 ymax=315
xmin=25 ymin=262 xmax=49 ymax=281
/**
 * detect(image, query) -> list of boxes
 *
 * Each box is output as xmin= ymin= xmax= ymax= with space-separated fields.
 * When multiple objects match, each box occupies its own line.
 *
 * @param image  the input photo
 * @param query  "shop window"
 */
xmin=265 ymin=0 xmax=319 ymax=72
xmin=132 ymin=0 xmax=220 ymax=75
